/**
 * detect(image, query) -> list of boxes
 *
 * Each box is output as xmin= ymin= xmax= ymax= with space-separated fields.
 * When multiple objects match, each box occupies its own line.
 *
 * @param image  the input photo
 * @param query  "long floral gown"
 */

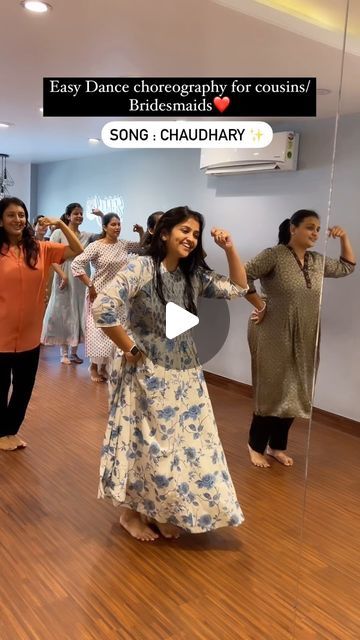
xmin=92 ymin=256 xmax=248 ymax=534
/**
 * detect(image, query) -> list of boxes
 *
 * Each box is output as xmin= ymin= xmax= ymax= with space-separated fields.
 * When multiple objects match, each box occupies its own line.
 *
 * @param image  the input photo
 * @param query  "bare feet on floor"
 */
xmin=13 ymin=435 xmax=27 ymax=448
xmin=99 ymin=366 xmax=108 ymax=381
xmin=119 ymin=509 xmax=159 ymax=542
xmin=0 ymin=435 xmax=26 ymax=451
xmin=248 ymin=444 xmax=271 ymax=468
xmin=266 ymin=447 xmax=293 ymax=466
xmin=0 ymin=436 xmax=18 ymax=451
xmin=155 ymin=522 xmax=182 ymax=539
xmin=89 ymin=366 xmax=106 ymax=383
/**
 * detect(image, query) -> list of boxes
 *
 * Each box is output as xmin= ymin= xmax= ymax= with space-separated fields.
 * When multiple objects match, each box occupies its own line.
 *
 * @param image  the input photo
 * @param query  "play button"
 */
xmin=165 ymin=302 xmax=199 ymax=339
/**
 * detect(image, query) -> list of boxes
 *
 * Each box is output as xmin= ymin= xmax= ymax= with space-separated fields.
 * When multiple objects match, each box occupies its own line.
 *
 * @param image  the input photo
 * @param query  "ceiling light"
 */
xmin=0 ymin=122 xmax=14 ymax=128
xmin=21 ymin=1 xmax=52 ymax=13
xmin=39 ymin=107 xmax=44 ymax=113
xmin=317 ymin=88 xmax=331 ymax=95
xmin=88 ymin=138 xmax=101 ymax=144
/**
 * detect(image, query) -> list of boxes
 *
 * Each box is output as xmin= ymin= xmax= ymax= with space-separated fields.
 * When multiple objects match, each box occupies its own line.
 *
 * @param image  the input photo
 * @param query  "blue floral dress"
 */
xmin=92 ymin=256 xmax=247 ymax=534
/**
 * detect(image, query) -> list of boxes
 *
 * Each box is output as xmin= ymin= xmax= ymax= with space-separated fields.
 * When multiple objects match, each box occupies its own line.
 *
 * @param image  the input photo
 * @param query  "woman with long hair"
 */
xmin=92 ymin=206 xmax=248 ymax=541
xmin=41 ymin=202 xmax=102 ymax=364
xmin=71 ymin=213 xmax=142 ymax=382
xmin=0 ymin=197 xmax=83 ymax=451
xmin=245 ymin=209 xmax=356 ymax=468
xmin=138 ymin=211 xmax=163 ymax=253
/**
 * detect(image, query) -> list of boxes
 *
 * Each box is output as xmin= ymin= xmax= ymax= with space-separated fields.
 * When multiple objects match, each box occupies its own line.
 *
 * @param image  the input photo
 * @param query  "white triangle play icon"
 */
xmin=166 ymin=302 xmax=199 ymax=339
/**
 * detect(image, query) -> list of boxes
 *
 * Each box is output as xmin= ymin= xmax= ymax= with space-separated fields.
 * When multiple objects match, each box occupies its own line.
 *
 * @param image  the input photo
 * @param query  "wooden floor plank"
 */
xmin=0 ymin=346 xmax=359 ymax=639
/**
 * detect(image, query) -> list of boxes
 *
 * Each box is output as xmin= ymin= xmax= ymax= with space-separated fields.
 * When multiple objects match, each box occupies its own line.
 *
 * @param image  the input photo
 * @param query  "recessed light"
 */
xmin=0 ymin=122 xmax=14 ymax=128
xmin=88 ymin=138 xmax=101 ymax=144
xmin=20 ymin=1 xmax=52 ymax=13
xmin=317 ymin=88 xmax=331 ymax=95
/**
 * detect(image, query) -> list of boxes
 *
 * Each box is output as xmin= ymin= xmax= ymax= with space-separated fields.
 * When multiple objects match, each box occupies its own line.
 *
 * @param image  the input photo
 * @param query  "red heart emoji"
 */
xmin=213 ymin=96 xmax=230 ymax=113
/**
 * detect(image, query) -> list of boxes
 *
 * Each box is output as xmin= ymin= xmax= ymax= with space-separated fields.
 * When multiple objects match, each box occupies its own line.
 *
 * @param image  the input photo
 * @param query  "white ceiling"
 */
xmin=1 ymin=0 xmax=359 ymax=164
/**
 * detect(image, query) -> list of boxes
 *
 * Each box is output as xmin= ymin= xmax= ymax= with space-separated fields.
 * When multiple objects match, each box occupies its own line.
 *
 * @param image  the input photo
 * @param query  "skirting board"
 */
xmin=204 ymin=370 xmax=360 ymax=438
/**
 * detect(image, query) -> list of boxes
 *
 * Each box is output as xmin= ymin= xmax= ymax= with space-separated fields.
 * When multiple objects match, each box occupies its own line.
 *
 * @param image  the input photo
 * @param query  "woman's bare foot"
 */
xmin=99 ymin=366 xmax=108 ymax=381
xmin=266 ymin=447 xmax=293 ymax=466
xmin=0 ymin=435 xmax=27 ymax=450
xmin=0 ymin=436 xmax=18 ymax=451
xmin=60 ymin=356 xmax=71 ymax=365
xmin=155 ymin=522 xmax=182 ymax=539
xmin=89 ymin=365 xmax=105 ymax=383
xmin=13 ymin=435 xmax=27 ymax=448
xmin=70 ymin=353 xmax=83 ymax=364
xmin=119 ymin=509 xmax=159 ymax=542
xmin=248 ymin=444 xmax=271 ymax=468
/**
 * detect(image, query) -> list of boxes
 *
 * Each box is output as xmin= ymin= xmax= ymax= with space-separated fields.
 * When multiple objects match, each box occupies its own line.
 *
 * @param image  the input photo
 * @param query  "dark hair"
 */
xmin=278 ymin=209 xmax=320 ymax=245
xmin=61 ymin=202 xmax=83 ymax=226
xmin=87 ymin=233 xmax=101 ymax=244
xmin=0 ymin=197 xmax=39 ymax=268
xmin=141 ymin=211 xmax=164 ymax=249
xmin=147 ymin=211 xmax=163 ymax=231
xmin=33 ymin=214 xmax=45 ymax=226
xmin=66 ymin=202 xmax=82 ymax=216
xmin=100 ymin=213 xmax=120 ymax=238
xmin=146 ymin=206 xmax=210 ymax=314
xmin=60 ymin=213 xmax=69 ymax=225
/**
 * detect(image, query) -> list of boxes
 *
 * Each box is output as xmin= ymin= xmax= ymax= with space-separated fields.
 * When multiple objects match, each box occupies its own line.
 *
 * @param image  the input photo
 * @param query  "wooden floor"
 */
xmin=0 ymin=347 xmax=359 ymax=640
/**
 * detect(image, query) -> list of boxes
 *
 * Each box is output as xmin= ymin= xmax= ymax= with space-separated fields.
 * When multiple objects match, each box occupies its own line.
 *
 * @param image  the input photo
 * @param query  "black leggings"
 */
xmin=0 ymin=346 xmax=40 ymax=437
xmin=248 ymin=414 xmax=294 ymax=454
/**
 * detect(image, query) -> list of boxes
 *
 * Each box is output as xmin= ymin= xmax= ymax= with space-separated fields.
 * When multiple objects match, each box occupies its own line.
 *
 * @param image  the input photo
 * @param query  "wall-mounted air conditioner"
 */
xmin=200 ymin=131 xmax=299 ymax=176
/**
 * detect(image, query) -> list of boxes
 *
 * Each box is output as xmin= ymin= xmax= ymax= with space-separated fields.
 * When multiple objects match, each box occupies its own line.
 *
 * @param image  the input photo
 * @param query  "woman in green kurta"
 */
xmin=245 ymin=210 xmax=356 ymax=469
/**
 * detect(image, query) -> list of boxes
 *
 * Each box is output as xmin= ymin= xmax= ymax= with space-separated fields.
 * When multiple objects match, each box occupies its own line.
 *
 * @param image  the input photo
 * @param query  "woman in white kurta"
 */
xmin=41 ymin=203 xmax=102 ymax=363
xmin=92 ymin=206 xmax=248 ymax=541
xmin=71 ymin=213 xmax=141 ymax=382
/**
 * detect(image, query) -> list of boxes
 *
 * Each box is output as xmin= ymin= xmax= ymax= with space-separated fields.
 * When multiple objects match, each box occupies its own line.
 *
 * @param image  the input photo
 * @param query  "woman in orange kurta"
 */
xmin=0 ymin=197 xmax=84 ymax=451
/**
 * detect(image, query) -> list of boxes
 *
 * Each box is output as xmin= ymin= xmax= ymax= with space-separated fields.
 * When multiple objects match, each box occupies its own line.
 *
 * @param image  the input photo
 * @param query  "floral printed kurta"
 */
xmin=71 ymin=239 xmax=140 ymax=359
xmin=92 ymin=256 xmax=247 ymax=533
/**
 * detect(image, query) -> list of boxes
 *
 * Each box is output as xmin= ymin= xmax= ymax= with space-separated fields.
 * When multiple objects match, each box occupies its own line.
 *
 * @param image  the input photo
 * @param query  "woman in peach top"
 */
xmin=0 ymin=197 xmax=84 ymax=451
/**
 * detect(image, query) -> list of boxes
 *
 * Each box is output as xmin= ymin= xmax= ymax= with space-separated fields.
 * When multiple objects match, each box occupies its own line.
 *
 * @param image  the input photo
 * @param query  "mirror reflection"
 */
xmin=295 ymin=0 xmax=360 ymax=635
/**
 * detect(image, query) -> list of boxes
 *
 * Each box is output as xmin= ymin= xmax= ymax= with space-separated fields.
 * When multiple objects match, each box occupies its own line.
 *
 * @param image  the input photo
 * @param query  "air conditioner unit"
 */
xmin=200 ymin=131 xmax=299 ymax=176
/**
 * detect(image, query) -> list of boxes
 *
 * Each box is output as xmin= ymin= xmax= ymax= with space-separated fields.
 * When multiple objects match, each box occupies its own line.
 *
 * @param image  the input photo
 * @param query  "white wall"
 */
xmin=7 ymin=161 xmax=31 ymax=206
xmin=34 ymin=115 xmax=360 ymax=419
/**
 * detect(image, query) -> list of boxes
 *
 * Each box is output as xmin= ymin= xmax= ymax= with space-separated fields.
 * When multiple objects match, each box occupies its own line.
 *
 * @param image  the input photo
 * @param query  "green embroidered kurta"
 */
xmin=246 ymin=245 xmax=355 ymax=418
